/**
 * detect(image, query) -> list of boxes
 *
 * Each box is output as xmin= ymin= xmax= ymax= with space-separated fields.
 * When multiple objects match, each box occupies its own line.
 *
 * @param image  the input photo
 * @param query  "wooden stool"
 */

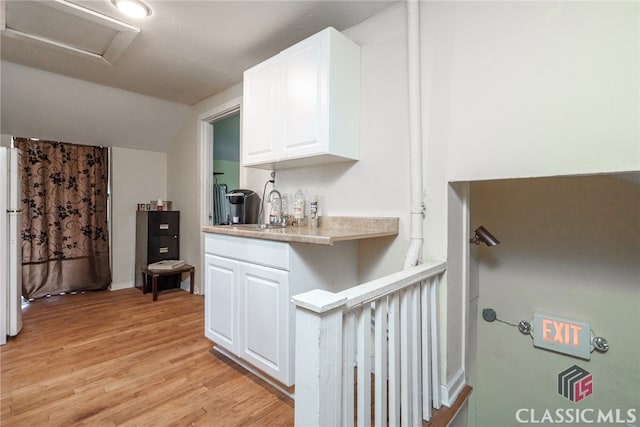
xmin=141 ymin=264 xmax=195 ymax=301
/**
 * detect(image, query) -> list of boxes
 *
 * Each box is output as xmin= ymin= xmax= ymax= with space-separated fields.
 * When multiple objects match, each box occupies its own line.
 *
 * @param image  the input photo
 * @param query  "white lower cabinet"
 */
xmin=204 ymin=232 xmax=357 ymax=389
xmin=204 ymin=254 xmax=239 ymax=354
xmin=240 ymin=262 xmax=289 ymax=382
xmin=204 ymin=253 xmax=291 ymax=384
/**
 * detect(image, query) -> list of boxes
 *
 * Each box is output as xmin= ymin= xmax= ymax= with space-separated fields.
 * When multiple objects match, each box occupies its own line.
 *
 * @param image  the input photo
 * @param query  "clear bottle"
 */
xmin=281 ymin=194 xmax=290 ymax=225
xmin=293 ymin=189 xmax=305 ymax=226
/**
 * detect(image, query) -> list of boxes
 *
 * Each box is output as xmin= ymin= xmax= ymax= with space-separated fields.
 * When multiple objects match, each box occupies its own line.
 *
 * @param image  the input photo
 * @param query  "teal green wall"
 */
xmin=213 ymin=159 xmax=239 ymax=192
xmin=213 ymin=113 xmax=239 ymax=191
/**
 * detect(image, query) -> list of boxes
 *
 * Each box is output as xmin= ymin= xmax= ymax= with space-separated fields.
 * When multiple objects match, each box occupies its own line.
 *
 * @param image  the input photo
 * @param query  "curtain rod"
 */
xmin=12 ymin=136 xmax=106 ymax=149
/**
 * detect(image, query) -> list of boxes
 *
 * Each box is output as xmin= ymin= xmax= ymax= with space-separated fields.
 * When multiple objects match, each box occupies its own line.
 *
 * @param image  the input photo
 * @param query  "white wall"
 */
xmin=110 ymin=147 xmax=167 ymax=289
xmin=469 ymin=175 xmax=639 ymax=426
xmin=421 ymin=2 xmax=639 ymax=182
xmin=0 ymin=61 xmax=189 ymax=152
xmin=445 ymin=183 xmax=470 ymax=399
xmin=0 ymin=135 xmax=10 ymax=148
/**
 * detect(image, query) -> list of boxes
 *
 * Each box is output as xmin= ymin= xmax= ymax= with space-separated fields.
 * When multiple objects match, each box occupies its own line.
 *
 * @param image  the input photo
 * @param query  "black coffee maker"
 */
xmin=226 ymin=189 xmax=260 ymax=224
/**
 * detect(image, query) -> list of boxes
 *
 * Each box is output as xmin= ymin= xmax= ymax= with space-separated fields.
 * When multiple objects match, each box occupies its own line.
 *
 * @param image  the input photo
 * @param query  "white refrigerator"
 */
xmin=0 ymin=147 xmax=23 ymax=345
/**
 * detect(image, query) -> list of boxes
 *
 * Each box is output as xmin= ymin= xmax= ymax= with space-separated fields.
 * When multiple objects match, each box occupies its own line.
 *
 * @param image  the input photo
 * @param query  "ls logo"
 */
xmin=558 ymin=365 xmax=593 ymax=403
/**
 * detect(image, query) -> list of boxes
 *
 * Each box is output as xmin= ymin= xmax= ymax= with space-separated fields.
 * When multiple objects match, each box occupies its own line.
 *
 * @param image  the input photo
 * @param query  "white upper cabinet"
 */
xmin=242 ymin=27 xmax=360 ymax=170
xmin=242 ymin=55 xmax=281 ymax=165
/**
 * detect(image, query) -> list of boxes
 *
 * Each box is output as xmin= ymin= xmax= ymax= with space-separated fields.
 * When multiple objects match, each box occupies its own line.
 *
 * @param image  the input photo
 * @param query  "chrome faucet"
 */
xmin=267 ymin=189 xmax=283 ymax=225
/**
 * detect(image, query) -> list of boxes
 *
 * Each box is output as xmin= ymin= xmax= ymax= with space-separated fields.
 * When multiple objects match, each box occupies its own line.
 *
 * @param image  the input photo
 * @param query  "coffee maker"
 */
xmin=226 ymin=189 xmax=260 ymax=224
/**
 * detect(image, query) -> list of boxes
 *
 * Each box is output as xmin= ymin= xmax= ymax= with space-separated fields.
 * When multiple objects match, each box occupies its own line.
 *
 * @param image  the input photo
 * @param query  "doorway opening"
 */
xmin=210 ymin=112 xmax=240 ymax=224
xmin=198 ymin=97 xmax=241 ymax=226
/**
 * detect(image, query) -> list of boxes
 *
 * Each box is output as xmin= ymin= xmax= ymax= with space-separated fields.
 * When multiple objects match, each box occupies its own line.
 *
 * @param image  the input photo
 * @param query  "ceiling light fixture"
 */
xmin=110 ymin=0 xmax=152 ymax=18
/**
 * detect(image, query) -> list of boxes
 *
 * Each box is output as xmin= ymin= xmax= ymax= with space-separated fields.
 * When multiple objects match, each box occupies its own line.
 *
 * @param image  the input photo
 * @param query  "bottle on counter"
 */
xmin=281 ymin=193 xmax=290 ymax=225
xmin=310 ymin=195 xmax=319 ymax=228
xmin=293 ymin=189 xmax=305 ymax=226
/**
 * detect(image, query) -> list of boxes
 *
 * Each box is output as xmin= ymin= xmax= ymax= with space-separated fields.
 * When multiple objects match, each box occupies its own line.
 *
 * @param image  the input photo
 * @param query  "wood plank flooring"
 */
xmin=0 ymin=288 xmax=294 ymax=426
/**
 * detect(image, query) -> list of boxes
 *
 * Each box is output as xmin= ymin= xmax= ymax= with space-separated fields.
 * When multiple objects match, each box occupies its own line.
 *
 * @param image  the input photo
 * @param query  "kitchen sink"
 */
xmin=231 ymin=223 xmax=287 ymax=230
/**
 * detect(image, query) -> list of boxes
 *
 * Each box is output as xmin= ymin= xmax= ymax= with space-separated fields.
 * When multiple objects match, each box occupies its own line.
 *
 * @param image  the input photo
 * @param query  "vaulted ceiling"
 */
xmin=1 ymin=0 xmax=397 ymax=105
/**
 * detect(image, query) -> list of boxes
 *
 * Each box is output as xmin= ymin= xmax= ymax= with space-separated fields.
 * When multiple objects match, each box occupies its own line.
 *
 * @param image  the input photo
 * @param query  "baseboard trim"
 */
xmin=109 ymin=281 xmax=134 ymax=291
xmin=440 ymin=368 xmax=465 ymax=407
xmin=425 ymin=385 xmax=473 ymax=427
xmin=212 ymin=346 xmax=295 ymax=399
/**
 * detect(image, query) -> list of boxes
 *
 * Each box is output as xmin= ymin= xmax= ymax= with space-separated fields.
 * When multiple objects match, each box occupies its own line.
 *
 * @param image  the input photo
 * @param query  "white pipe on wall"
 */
xmin=403 ymin=0 xmax=425 ymax=269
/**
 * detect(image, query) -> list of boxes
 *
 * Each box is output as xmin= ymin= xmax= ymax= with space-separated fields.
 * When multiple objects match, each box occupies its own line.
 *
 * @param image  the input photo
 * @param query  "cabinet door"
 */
xmin=239 ymin=263 xmax=292 ymax=386
xmin=242 ymin=55 xmax=281 ymax=166
xmin=204 ymin=254 xmax=239 ymax=354
xmin=280 ymin=33 xmax=327 ymax=160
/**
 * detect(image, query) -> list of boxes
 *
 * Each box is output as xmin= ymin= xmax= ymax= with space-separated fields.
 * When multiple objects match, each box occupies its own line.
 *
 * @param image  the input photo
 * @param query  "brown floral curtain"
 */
xmin=14 ymin=138 xmax=111 ymax=299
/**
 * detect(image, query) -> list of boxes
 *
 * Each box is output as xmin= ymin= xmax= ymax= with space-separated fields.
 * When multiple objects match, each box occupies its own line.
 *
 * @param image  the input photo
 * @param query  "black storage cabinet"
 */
xmin=135 ymin=211 xmax=180 ymax=291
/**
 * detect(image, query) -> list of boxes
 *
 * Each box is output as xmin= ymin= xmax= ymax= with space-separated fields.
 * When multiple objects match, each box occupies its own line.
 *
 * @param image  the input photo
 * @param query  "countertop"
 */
xmin=202 ymin=216 xmax=399 ymax=246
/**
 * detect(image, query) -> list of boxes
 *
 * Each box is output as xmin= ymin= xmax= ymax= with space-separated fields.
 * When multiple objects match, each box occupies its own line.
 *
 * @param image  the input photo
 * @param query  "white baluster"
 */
xmin=343 ymin=310 xmax=356 ymax=426
xmin=430 ymin=276 xmax=441 ymax=410
xmin=356 ymin=305 xmax=372 ymax=427
xmin=410 ymin=284 xmax=422 ymax=426
xmin=400 ymin=289 xmax=413 ymax=424
xmin=421 ymin=279 xmax=432 ymax=421
xmin=388 ymin=293 xmax=401 ymax=426
xmin=374 ymin=298 xmax=388 ymax=427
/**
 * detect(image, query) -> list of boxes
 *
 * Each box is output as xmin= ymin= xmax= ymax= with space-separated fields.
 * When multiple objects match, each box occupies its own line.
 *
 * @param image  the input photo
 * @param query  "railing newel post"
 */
xmin=292 ymin=289 xmax=348 ymax=427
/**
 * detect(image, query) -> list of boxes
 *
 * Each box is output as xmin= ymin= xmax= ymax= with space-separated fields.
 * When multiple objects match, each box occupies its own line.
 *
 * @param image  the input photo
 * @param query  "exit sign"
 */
xmin=533 ymin=314 xmax=592 ymax=360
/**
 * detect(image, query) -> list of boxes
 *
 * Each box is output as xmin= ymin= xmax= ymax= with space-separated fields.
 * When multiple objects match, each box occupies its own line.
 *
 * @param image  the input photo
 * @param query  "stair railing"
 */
xmin=292 ymin=260 xmax=446 ymax=426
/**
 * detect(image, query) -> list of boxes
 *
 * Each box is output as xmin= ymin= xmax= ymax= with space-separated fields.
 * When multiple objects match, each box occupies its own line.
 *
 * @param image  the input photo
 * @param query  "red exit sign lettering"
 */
xmin=533 ymin=314 xmax=591 ymax=360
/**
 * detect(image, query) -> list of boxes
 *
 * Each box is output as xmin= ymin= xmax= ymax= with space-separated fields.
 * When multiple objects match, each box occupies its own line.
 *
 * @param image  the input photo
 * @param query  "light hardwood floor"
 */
xmin=1 ymin=288 xmax=294 ymax=426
